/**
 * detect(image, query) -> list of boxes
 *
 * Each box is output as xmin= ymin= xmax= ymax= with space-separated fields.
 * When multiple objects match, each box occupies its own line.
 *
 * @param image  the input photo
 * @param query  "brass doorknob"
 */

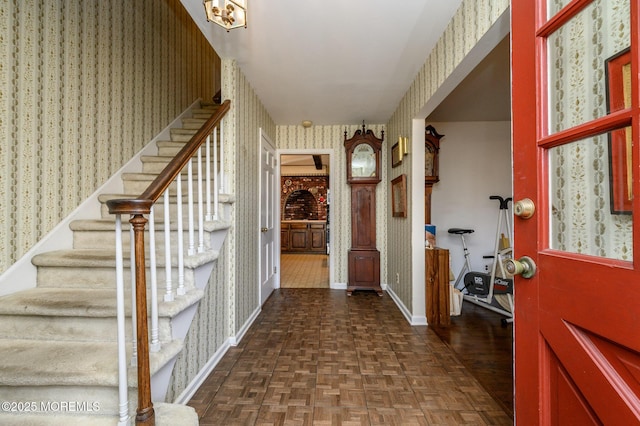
xmin=261 ymin=227 xmax=268 ymax=233
xmin=504 ymin=256 xmax=537 ymax=279
xmin=514 ymin=198 xmax=535 ymax=219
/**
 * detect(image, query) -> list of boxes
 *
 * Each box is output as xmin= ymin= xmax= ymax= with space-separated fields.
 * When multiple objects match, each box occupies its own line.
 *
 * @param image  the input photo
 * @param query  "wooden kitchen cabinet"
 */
xmin=281 ymin=221 xmax=326 ymax=253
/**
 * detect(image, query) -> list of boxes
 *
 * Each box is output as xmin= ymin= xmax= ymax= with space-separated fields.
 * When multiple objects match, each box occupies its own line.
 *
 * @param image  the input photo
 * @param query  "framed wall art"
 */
xmin=391 ymin=174 xmax=407 ymax=217
xmin=391 ymin=141 xmax=403 ymax=167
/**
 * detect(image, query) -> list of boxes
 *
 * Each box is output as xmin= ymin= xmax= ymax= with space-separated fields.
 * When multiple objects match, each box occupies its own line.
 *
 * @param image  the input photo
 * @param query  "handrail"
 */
xmin=108 ymin=99 xmax=231 ymax=214
xmin=106 ymin=99 xmax=231 ymax=425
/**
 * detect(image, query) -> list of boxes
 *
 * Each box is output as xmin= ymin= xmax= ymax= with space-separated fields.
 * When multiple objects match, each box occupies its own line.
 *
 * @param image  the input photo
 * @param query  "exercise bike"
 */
xmin=448 ymin=196 xmax=514 ymax=325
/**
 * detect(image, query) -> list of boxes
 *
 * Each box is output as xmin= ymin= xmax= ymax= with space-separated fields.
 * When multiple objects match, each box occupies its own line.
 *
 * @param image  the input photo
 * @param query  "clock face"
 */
xmin=425 ymin=152 xmax=434 ymax=176
xmin=351 ymin=143 xmax=376 ymax=177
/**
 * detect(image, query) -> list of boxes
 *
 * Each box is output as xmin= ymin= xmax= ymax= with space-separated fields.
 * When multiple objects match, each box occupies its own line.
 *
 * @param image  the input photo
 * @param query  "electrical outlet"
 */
xmin=395 ymin=273 xmax=400 ymax=284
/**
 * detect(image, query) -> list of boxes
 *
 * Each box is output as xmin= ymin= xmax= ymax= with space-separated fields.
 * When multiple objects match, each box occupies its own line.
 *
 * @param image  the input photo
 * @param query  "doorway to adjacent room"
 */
xmin=279 ymin=153 xmax=331 ymax=288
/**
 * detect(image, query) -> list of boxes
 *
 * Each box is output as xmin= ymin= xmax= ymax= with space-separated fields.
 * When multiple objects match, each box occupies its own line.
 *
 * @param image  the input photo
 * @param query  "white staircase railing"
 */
xmin=107 ymin=100 xmax=231 ymax=425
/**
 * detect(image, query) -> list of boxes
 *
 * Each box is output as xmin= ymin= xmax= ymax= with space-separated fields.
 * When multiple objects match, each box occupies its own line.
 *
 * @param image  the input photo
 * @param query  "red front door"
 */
xmin=512 ymin=0 xmax=640 ymax=423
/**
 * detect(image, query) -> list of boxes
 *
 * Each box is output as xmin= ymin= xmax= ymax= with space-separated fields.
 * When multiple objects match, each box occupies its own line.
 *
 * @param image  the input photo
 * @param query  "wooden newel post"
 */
xmin=130 ymin=214 xmax=155 ymax=425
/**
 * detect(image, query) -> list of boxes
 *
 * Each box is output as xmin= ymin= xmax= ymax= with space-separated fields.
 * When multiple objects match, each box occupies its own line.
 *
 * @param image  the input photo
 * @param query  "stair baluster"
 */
xmin=187 ymin=159 xmax=196 ymax=256
xmin=205 ymin=135 xmax=213 ymax=221
xmin=148 ymin=206 xmax=160 ymax=352
xmin=115 ymin=214 xmax=130 ymax=426
xmin=176 ymin=172 xmax=186 ymax=296
xmin=213 ymin=130 xmax=220 ymax=220
xmin=163 ymin=192 xmax=174 ymax=303
xmin=107 ymin=100 xmax=231 ymax=425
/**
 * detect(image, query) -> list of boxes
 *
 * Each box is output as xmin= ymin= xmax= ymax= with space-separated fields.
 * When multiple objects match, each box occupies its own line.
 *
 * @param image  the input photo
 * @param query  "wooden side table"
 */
xmin=425 ymin=248 xmax=450 ymax=326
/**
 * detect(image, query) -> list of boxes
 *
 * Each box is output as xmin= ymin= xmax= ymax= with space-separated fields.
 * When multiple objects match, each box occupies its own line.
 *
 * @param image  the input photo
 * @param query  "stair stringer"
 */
xmin=0 ymin=99 xmax=204 ymax=298
xmin=0 ymin=99 xmax=233 ymax=425
xmin=151 ymin=224 xmax=231 ymax=402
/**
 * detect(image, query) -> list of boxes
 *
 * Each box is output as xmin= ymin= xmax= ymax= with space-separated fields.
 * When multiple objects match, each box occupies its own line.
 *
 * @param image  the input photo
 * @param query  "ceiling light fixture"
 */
xmin=203 ymin=0 xmax=247 ymax=32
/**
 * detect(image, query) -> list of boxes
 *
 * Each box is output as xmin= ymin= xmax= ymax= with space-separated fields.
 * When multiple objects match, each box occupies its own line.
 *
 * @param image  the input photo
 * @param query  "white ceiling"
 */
xmin=183 ymin=0 xmax=510 ymax=126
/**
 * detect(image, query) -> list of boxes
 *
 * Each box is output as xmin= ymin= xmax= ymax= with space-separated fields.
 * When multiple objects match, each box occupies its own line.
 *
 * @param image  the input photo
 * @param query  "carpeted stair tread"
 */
xmin=0 ymin=413 xmax=122 ymax=425
xmin=0 ymin=339 xmax=183 ymax=387
xmin=121 ymin=172 xmax=168 ymax=181
xmin=98 ymin=192 xmax=236 ymax=204
xmin=156 ymin=140 xmax=190 ymax=147
xmin=171 ymin=128 xmax=198 ymax=135
xmin=70 ymin=218 xmax=233 ymax=234
xmin=0 ymin=287 xmax=204 ymax=318
xmin=181 ymin=117 xmax=208 ymax=128
xmin=31 ymin=248 xmax=221 ymax=269
xmin=140 ymin=154 xmax=217 ymax=163
xmin=32 ymin=249 xmax=119 ymax=267
xmin=0 ymin=288 xmax=119 ymax=317
xmin=0 ymin=403 xmax=198 ymax=426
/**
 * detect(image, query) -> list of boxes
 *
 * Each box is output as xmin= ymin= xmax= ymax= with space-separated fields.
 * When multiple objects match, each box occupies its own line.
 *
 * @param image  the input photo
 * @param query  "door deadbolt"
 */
xmin=504 ymin=256 xmax=537 ymax=279
xmin=514 ymin=198 xmax=535 ymax=219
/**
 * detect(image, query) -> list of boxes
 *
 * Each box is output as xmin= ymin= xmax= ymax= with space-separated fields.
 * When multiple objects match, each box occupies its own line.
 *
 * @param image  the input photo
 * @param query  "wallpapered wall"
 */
xmin=225 ymin=60 xmax=277 ymax=335
xmin=276 ymin=125 xmax=387 ymax=286
xmin=167 ymin=249 xmax=229 ymax=401
xmin=0 ymin=0 xmax=219 ymax=275
xmin=548 ymin=0 xmax=632 ymax=260
xmin=385 ymin=0 xmax=510 ymax=312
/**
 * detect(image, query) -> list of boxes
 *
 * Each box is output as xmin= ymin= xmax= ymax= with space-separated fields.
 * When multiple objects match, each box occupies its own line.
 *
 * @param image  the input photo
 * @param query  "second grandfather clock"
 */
xmin=344 ymin=124 xmax=383 ymax=296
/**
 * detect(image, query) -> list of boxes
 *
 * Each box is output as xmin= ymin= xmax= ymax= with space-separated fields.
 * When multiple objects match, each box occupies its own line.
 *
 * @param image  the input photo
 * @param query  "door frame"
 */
xmin=258 ymin=129 xmax=278 ymax=305
xmin=410 ymin=10 xmax=512 ymax=323
xmin=277 ymin=148 xmax=335 ymax=288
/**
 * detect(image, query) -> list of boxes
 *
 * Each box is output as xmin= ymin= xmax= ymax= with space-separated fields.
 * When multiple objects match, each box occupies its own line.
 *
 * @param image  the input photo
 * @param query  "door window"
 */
xmin=544 ymin=0 xmax=632 ymax=260
xmin=546 ymin=0 xmax=630 ymax=136
xmin=548 ymin=129 xmax=632 ymax=260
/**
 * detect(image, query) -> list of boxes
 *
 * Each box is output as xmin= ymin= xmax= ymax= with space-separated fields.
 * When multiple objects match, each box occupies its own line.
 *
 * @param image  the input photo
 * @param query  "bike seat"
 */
xmin=448 ymin=228 xmax=474 ymax=235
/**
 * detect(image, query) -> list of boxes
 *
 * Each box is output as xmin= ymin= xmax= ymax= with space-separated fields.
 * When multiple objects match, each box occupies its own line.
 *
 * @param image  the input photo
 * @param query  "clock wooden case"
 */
xmin=344 ymin=124 xmax=383 ymax=296
xmin=424 ymin=124 xmax=444 ymax=224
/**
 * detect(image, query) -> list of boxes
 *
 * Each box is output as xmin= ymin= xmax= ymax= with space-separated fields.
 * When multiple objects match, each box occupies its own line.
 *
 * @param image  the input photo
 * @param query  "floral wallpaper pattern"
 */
xmin=385 ymin=0 xmax=510 ymax=311
xmin=548 ymin=0 xmax=632 ymax=260
xmin=167 ymin=249 xmax=229 ymax=401
xmin=228 ymin=60 xmax=277 ymax=335
xmin=0 ymin=0 xmax=218 ymax=276
xmin=2 ymin=0 xmax=232 ymax=404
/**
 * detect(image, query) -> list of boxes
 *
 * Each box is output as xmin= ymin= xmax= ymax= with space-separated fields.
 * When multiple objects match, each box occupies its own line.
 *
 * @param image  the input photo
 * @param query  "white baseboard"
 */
xmin=330 ymin=283 xmax=387 ymax=291
xmin=174 ymin=302 xmax=262 ymax=403
xmin=386 ymin=285 xmax=427 ymax=326
xmin=229 ymin=305 xmax=261 ymax=346
xmin=173 ymin=337 xmax=232 ymax=404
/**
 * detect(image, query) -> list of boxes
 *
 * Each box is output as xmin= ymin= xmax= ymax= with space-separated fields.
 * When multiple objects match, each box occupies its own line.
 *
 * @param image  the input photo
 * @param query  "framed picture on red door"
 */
xmin=606 ymin=47 xmax=632 ymax=214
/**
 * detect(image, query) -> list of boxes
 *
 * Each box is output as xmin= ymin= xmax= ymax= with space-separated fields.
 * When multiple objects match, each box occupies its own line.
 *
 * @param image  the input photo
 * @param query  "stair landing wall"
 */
xmin=0 ymin=0 xmax=221 ymax=278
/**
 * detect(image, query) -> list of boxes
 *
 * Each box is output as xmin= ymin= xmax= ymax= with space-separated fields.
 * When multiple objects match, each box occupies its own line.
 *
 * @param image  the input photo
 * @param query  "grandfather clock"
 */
xmin=424 ymin=125 xmax=443 ymax=224
xmin=344 ymin=124 xmax=383 ymax=296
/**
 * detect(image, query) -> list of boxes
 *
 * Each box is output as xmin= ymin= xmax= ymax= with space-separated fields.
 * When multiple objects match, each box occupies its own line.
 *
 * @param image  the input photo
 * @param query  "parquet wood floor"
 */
xmin=188 ymin=289 xmax=513 ymax=425
xmin=431 ymin=302 xmax=514 ymax=419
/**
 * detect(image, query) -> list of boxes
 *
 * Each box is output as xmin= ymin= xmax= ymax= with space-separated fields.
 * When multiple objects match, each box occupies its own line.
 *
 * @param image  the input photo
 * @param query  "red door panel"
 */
xmin=512 ymin=0 xmax=640 ymax=423
xmin=548 ymin=351 xmax=601 ymax=426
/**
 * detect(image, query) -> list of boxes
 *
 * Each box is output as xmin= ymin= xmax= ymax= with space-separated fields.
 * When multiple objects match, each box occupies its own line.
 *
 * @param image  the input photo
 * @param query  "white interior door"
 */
xmin=259 ymin=129 xmax=277 ymax=305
